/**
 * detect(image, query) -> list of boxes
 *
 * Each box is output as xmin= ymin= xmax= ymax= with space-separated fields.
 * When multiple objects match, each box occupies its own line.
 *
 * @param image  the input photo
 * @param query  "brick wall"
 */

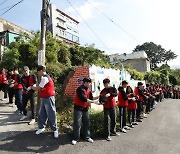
xmin=64 ymin=66 xmax=89 ymax=98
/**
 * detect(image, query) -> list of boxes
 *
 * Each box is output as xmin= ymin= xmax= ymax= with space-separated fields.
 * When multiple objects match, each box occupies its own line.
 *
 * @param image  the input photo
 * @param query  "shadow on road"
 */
xmin=0 ymin=130 xmax=72 ymax=153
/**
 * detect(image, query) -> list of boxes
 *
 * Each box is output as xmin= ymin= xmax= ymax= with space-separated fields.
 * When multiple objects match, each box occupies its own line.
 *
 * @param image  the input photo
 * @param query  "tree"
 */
xmin=127 ymin=68 xmax=144 ymax=80
xmin=144 ymin=71 xmax=161 ymax=83
xmin=0 ymin=47 xmax=20 ymax=69
xmin=133 ymin=42 xmax=177 ymax=69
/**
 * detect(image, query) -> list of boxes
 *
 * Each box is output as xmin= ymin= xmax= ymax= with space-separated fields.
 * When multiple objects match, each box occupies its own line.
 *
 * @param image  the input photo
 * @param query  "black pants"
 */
xmin=136 ymin=101 xmax=142 ymax=120
xmin=146 ymin=98 xmax=151 ymax=113
xmin=155 ymin=94 xmax=160 ymax=102
xmin=128 ymin=109 xmax=135 ymax=124
xmin=104 ymin=107 xmax=116 ymax=137
xmin=119 ymin=106 xmax=126 ymax=129
xmin=73 ymin=108 xmax=90 ymax=141
xmin=0 ymin=84 xmax=8 ymax=98
xmin=22 ymin=92 xmax=36 ymax=119
xmin=8 ymin=87 xmax=14 ymax=104
xmin=150 ymin=97 xmax=155 ymax=109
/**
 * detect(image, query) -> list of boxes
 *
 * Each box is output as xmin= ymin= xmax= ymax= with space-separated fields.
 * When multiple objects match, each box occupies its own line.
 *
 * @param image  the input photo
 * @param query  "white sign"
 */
xmin=38 ymin=50 xmax=45 ymax=65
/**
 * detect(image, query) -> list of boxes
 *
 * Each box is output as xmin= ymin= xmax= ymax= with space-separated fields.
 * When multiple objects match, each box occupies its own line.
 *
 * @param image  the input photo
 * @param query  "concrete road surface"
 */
xmin=0 ymin=97 xmax=180 ymax=154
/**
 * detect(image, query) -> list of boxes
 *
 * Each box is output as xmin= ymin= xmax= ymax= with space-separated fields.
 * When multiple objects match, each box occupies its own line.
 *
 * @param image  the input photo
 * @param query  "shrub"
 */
xmin=89 ymin=109 xmax=104 ymax=137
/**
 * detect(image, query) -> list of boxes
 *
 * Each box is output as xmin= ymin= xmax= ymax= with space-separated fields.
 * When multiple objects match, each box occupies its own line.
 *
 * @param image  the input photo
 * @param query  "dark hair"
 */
xmin=8 ymin=68 xmax=13 ymax=72
xmin=126 ymin=86 xmax=133 ymax=94
xmin=146 ymin=84 xmax=150 ymax=87
xmin=103 ymin=78 xmax=110 ymax=84
xmin=37 ymin=65 xmax=46 ymax=72
xmin=14 ymin=67 xmax=19 ymax=71
xmin=122 ymin=80 xmax=128 ymax=85
xmin=83 ymin=77 xmax=92 ymax=83
xmin=137 ymin=82 xmax=143 ymax=86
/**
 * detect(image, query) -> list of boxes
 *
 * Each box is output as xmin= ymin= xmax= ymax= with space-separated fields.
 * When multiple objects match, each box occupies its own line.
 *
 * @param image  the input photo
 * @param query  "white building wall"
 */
xmin=48 ymin=3 xmax=79 ymax=43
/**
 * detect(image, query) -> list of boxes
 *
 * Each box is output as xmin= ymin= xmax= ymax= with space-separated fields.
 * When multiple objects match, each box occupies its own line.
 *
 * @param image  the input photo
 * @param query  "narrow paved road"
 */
xmin=0 ymin=98 xmax=180 ymax=154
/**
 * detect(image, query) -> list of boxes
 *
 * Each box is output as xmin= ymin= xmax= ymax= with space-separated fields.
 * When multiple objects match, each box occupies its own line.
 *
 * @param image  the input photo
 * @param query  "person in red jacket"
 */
xmin=32 ymin=65 xmax=58 ymax=139
xmin=134 ymin=82 xmax=147 ymax=122
xmin=20 ymin=66 xmax=37 ymax=125
xmin=0 ymin=68 xmax=8 ymax=100
xmin=7 ymin=68 xmax=15 ymax=104
xmin=126 ymin=86 xmax=138 ymax=128
xmin=99 ymin=78 xmax=118 ymax=141
xmin=118 ymin=80 xmax=130 ymax=133
xmin=14 ymin=68 xmax=23 ymax=114
xmin=72 ymin=77 xmax=99 ymax=145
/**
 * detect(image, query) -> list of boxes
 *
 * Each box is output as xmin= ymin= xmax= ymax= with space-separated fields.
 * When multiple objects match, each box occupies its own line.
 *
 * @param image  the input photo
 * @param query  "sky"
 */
xmin=1 ymin=0 xmax=180 ymax=68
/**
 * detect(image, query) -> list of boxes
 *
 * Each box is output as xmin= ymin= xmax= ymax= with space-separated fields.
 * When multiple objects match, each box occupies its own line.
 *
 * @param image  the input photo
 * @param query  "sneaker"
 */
xmin=106 ymin=136 xmax=112 ymax=141
xmin=124 ymin=126 xmax=130 ymax=130
xmin=129 ymin=124 xmax=134 ymax=128
xmin=110 ymin=132 xmax=120 ymax=136
xmin=72 ymin=140 xmax=77 ymax=145
xmin=143 ymin=114 xmax=148 ymax=118
xmin=20 ymin=115 xmax=27 ymax=121
xmin=86 ymin=138 xmax=93 ymax=143
xmin=136 ymin=119 xmax=142 ymax=122
xmin=132 ymin=122 xmax=138 ymax=125
xmin=18 ymin=111 xmax=23 ymax=115
xmin=35 ymin=128 xmax=45 ymax=135
xmin=2 ymin=98 xmax=6 ymax=101
xmin=54 ymin=130 xmax=59 ymax=138
xmin=28 ymin=119 xmax=35 ymax=125
xmin=120 ymin=128 xmax=127 ymax=133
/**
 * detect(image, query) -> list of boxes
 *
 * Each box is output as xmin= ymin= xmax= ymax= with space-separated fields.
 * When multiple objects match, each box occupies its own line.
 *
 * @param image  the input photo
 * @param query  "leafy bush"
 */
xmin=127 ymin=68 xmax=144 ymax=80
xmin=89 ymin=110 xmax=104 ymax=137
xmin=56 ymin=96 xmax=74 ymax=133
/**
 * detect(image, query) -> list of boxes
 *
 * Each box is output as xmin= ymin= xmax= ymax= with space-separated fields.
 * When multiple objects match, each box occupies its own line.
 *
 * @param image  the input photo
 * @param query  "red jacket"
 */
xmin=40 ymin=74 xmax=55 ymax=98
xmin=100 ymin=87 xmax=117 ymax=108
xmin=118 ymin=87 xmax=128 ymax=107
xmin=74 ymin=85 xmax=91 ymax=108
xmin=127 ymin=94 xmax=137 ymax=110
xmin=21 ymin=74 xmax=37 ymax=94
xmin=134 ymin=87 xmax=144 ymax=102
xmin=14 ymin=74 xmax=23 ymax=90
xmin=0 ymin=74 xmax=8 ymax=84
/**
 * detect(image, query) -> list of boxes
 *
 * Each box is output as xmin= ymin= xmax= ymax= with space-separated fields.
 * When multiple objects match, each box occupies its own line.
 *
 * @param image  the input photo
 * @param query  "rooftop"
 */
xmin=0 ymin=18 xmax=33 ymax=37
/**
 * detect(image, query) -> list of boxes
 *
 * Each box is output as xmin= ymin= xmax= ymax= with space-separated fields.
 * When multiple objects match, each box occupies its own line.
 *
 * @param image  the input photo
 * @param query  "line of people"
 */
xmin=0 ymin=66 xmax=179 ymax=143
xmin=0 ymin=66 xmax=59 ymax=138
xmin=71 ymin=78 xmax=178 ymax=145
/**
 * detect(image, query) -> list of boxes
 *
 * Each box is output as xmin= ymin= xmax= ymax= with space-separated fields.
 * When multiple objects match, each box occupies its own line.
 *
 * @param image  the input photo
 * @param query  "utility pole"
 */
xmin=37 ymin=0 xmax=50 ymax=112
xmin=38 ymin=0 xmax=50 ymax=66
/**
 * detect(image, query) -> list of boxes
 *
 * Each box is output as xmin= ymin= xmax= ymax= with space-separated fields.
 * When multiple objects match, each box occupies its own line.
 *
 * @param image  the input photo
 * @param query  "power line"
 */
xmin=0 ymin=5 xmax=12 ymax=12
xmin=0 ymin=0 xmax=24 ymax=16
xmin=66 ymin=0 xmax=112 ymax=53
xmin=84 ymin=0 xmax=139 ymax=43
xmin=0 ymin=0 xmax=9 ymax=6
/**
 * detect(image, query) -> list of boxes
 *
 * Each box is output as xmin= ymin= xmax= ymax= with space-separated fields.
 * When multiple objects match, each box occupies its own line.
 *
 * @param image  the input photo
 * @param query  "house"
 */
xmin=0 ymin=18 xmax=33 ymax=59
xmin=109 ymin=51 xmax=150 ymax=72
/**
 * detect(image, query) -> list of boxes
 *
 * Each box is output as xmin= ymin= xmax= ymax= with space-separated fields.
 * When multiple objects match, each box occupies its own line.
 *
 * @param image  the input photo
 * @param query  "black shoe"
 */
xmin=136 ymin=119 xmax=142 ymax=122
xmin=129 ymin=124 xmax=134 ymax=128
xmin=132 ymin=122 xmax=138 ymax=125
xmin=110 ymin=132 xmax=120 ymax=136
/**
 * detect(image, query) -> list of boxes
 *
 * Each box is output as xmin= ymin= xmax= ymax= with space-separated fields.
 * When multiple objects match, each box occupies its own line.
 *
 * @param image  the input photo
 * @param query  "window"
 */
xmin=59 ymin=29 xmax=65 ymax=36
xmin=66 ymin=32 xmax=73 ymax=41
xmin=59 ymin=13 xmax=64 ymax=18
xmin=67 ymin=26 xmax=71 ymax=30
xmin=73 ymin=35 xmax=79 ymax=43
